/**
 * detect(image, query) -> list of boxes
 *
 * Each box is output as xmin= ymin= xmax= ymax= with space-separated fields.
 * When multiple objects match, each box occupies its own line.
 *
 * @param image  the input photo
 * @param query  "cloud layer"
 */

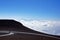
xmin=19 ymin=20 xmax=60 ymax=36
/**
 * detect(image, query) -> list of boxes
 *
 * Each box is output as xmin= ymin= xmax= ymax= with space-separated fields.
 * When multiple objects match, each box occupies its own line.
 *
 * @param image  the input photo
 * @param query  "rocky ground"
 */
xmin=0 ymin=33 xmax=59 ymax=40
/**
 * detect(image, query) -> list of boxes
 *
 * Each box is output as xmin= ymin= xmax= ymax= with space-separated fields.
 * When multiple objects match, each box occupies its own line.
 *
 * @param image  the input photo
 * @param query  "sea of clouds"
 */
xmin=19 ymin=20 xmax=60 ymax=36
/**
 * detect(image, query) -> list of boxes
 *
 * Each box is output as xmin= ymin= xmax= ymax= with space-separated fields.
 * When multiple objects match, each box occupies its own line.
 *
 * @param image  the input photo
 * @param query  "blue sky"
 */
xmin=0 ymin=0 xmax=60 ymax=20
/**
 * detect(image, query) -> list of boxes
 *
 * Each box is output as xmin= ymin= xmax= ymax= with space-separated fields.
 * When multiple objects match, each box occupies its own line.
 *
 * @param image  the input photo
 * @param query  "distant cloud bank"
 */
xmin=19 ymin=20 xmax=60 ymax=36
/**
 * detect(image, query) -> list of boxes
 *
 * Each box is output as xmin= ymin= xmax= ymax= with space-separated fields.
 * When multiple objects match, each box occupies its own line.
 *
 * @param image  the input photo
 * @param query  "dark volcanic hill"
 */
xmin=0 ymin=19 xmax=41 ymax=33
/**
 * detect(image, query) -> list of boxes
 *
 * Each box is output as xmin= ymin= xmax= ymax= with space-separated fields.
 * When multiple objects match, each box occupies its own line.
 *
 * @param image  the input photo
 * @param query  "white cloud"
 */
xmin=19 ymin=20 xmax=60 ymax=36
